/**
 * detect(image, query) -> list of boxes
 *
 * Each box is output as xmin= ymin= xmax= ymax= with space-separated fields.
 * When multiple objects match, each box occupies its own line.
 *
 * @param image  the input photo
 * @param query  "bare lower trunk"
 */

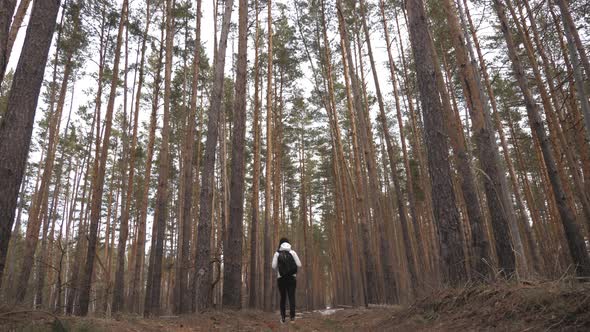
xmin=222 ymin=0 xmax=247 ymax=309
xmin=406 ymin=0 xmax=467 ymax=286
xmin=78 ymin=0 xmax=127 ymax=316
xmin=193 ymin=0 xmax=234 ymax=311
xmin=144 ymin=0 xmax=173 ymax=316
xmin=248 ymin=0 xmax=261 ymax=309
xmin=0 ymin=0 xmax=60 ymax=292
xmin=493 ymin=0 xmax=590 ymax=277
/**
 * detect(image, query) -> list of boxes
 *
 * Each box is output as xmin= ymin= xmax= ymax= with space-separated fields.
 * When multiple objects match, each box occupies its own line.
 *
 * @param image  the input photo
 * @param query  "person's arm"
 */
xmin=272 ymin=252 xmax=278 ymax=270
xmin=291 ymin=251 xmax=302 ymax=268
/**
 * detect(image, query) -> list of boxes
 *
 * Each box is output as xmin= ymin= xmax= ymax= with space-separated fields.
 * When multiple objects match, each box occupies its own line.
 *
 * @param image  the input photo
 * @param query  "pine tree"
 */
xmin=78 ymin=0 xmax=128 ymax=316
xmin=406 ymin=0 xmax=467 ymax=286
xmin=222 ymin=0 xmax=248 ymax=309
xmin=193 ymin=0 xmax=234 ymax=311
xmin=0 ymin=0 xmax=61 ymax=292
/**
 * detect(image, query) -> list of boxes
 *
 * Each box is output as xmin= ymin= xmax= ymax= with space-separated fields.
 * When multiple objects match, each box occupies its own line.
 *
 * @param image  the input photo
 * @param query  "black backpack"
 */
xmin=277 ymin=251 xmax=298 ymax=277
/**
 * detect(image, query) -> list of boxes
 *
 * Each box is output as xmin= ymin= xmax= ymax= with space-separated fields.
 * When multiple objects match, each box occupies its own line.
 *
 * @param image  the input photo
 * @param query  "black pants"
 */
xmin=278 ymin=275 xmax=296 ymax=320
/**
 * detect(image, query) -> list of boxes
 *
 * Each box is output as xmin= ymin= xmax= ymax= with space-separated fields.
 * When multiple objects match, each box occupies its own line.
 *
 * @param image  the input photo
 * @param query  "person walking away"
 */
xmin=272 ymin=237 xmax=302 ymax=323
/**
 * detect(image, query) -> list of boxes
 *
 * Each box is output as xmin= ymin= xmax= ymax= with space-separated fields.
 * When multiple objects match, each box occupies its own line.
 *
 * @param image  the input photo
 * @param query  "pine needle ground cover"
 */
xmin=2 ymin=281 xmax=589 ymax=331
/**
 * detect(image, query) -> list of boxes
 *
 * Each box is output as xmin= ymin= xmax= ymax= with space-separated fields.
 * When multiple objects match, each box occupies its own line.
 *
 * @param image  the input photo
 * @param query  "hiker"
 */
xmin=272 ymin=237 xmax=302 ymax=324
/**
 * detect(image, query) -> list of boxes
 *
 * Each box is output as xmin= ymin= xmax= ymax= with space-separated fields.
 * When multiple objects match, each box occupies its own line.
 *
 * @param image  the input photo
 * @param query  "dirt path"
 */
xmin=3 ymin=282 xmax=590 ymax=331
xmin=0 ymin=307 xmax=399 ymax=332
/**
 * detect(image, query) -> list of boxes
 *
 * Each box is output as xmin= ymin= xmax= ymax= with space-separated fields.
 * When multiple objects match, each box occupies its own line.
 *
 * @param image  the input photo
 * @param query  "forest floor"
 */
xmin=2 ymin=280 xmax=590 ymax=331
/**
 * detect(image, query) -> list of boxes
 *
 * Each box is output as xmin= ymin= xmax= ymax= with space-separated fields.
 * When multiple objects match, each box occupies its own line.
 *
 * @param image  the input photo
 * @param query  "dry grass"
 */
xmin=2 ymin=281 xmax=589 ymax=331
xmin=379 ymin=279 xmax=590 ymax=331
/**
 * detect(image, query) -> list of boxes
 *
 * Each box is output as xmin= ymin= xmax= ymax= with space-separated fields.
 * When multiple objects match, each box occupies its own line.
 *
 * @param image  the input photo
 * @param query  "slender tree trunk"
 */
xmin=554 ymin=0 xmax=590 ymax=122
xmin=65 ymin=110 xmax=96 ymax=315
xmin=493 ymin=0 xmax=590 ymax=277
xmin=458 ymin=0 xmax=542 ymax=274
xmin=131 ymin=10 xmax=164 ymax=315
xmin=15 ymin=51 xmax=72 ymax=304
xmin=112 ymin=2 xmax=147 ymax=311
xmin=118 ymin=0 xmax=151 ymax=314
xmin=379 ymin=0 xmax=425 ymax=272
xmin=144 ymin=0 xmax=174 ymax=317
xmin=357 ymin=0 xmax=407 ymax=301
xmin=222 ymin=0 xmax=247 ymax=309
xmin=4 ymin=0 xmax=30 ymax=76
xmin=248 ymin=0 xmax=261 ymax=309
xmin=78 ymin=0 xmax=127 ymax=316
xmin=441 ymin=0 xmax=522 ymax=278
xmin=314 ymin=0 xmax=358 ymax=305
xmin=336 ymin=0 xmax=378 ymax=305
xmin=193 ymin=0 xmax=234 ymax=311
xmin=0 ymin=0 xmax=15 ymax=86
xmin=0 ymin=0 xmax=60 ymax=292
xmin=37 ymin=72 xmax=76 ymax=310
xmin=174 ymin=0 xmax=201 ymax=315
xmin=262 ymin=0 xmax=273 ymax=312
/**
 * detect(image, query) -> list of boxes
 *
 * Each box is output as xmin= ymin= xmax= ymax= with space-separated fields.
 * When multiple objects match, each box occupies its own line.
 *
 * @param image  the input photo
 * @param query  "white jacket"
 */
xmin=272 ymin=242 xmax=302 ymax=278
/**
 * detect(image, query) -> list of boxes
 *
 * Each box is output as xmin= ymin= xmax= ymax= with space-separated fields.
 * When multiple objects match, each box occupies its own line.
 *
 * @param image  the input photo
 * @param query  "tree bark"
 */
xmin=262 ymin=0 xmax=273 ymax=312
xmin=193 ymin=0 xmax=234 ymax=311
xmin=4 ymin=0 xmax=30 ymax=78
xmin=441 ymin=0 xmax=519 ymax=278
xmin=493 ymin=0 xmax=590 ymax=277
xmin=114 ymin=0 xmax=152 ymax=314
xmin=131 ymin=8 xmax=164 ymax=314
xmin=222 ymin=0 xmax=247 ymax=309
xmin=406 ymin=0 xmax=467 ymax=286
xmin=0 ymin=0 xmax=15 ymax=86
xmin=144 ymin=0 xmax=174 ymax=316
xmin=78 ymin=0 xmax=127 ymax=316
xmin=554 ymin=0 xmax=590 ymax=91
xmin=248 ymin=0 xmax=261 ymax=309
xmin=358 ymin=0 xmax=407 ymax=301
xmin=0 ymin=0 xmax=60 ymax=292
xmin=174 ymin=0 xmax=201 ymax=315
xmin=16 ymin=55 xmax=72 ymax=304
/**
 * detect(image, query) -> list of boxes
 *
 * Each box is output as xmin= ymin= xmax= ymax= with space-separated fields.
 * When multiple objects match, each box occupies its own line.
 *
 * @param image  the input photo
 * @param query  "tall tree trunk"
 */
xmin=263 ymin=0 xmax=273 ymax=312
xmin=4 ymin=0 xmax=30 ymax=76
xmin=131 ymin=9 xmax=164 ymax=315
xmin=441 ymin=0 xmax=520 ymax=278
xmin=0 ymin=0 xmax=60 ymax=292
xmin=112 ymin=9 xmax=135 ymax=314
xmin=493 ymin=0 xmax=590 ymax=277
xmin=312 ymin=0 xmax=359 ymax=305
xmin=144 ymin=0 xmax=173 ymax=317
xmin=15 ymin=46 xmax=71 ymax=304
xmin=65 ymin=109 xmax=96 ymax=314
xmin=115 ymin=0 xmax=152 ymax=314
xmin=457 ymin=0 xmax=540 ymax=274
xmin=248 ymin=0 xmax=261 ymax=309
xmin=0 ymin=0 xmax=15 ymax=85
xmin=222 ymin=0 xmax=247 ymax=309
xmin=174 ymin=0 xmax=201 ymax=315
xmin=509 ymin=0 xmax=585 ymax=269
xmin=36 ymin=73 xmax=79 ymax=307
xmin=405 ymin=0 xmax=467 ymax=286
xmin=554 ymin=0 xmax=590 ymax=108
xmin=336 ymin=0 xmax=377 ymax=305
xmin=378 ymin=0 xmax=425 ymax=273
xmin=193 ymin=0 xmax=234 ymax=311
xmin=78 ymin=0 xmax=127 ymax=316
xmin=358 ymin=0 xmax=407 ymax=301
xmin=336 ymin=0 xmax=370 ymax=305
